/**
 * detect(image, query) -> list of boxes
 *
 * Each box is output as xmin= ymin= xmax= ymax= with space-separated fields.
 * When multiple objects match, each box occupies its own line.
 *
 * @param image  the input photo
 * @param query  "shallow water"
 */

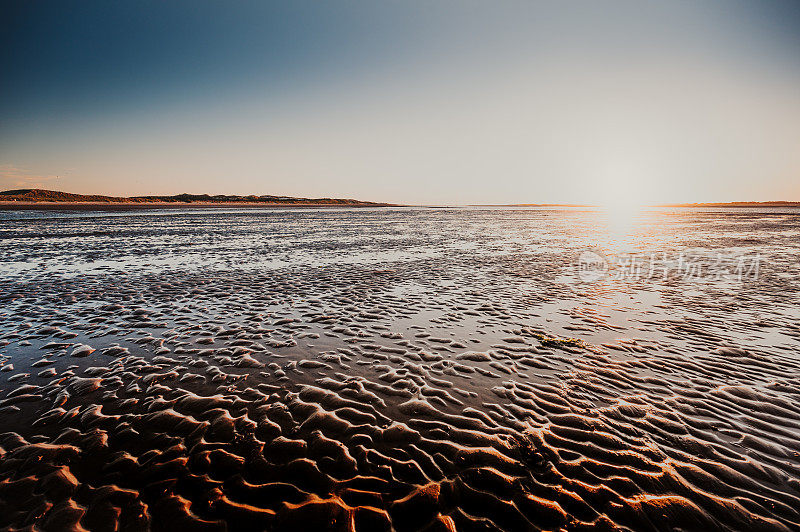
xmin=1 ymin=206 xmax=799 ymax=531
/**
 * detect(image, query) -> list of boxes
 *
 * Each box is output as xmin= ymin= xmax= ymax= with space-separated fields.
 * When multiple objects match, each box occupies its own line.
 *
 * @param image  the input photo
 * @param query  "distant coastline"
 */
xmin=2 ymin=189 xmax=798 ymax=210
xmin=500 ymin=201 xmax=800 ymax=208
xmin=0 ymin=189 xmax=394 ymax=209
xmin=659 ymin=201 xmax=800 ymax=208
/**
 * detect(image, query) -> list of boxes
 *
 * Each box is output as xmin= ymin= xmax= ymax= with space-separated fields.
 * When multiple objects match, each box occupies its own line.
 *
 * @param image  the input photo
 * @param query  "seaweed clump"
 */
xmin=533 ymin=333 xmax=585 ymax=350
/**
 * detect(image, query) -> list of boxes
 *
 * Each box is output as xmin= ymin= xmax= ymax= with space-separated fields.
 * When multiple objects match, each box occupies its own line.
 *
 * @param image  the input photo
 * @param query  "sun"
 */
xmin=588 ymin=167 xmax=655 ymax=251
xmin=592 ymin=162 xmax=654 ymax=212
xmin=597 ymin=194 xmax=647 ymax=212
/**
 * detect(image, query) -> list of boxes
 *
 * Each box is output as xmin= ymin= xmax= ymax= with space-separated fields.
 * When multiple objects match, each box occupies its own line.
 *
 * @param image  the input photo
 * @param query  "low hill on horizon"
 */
xmin=0 ymin=189 xmax=390 ymax=206
xmin=3 ymin=190 xmax=798 ymax=208
xmin=661 ymin=201 xmax=800 ymax=207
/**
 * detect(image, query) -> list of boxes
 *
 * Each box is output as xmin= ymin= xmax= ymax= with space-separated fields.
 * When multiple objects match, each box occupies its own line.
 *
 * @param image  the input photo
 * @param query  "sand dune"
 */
xmin=0 ymin=189 xmax=391 ymax=207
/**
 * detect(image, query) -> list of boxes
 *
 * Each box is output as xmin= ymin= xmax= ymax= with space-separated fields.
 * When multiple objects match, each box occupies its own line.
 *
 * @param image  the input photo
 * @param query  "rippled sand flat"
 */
xmin=1 ymin=207 xmax=799 ymax=531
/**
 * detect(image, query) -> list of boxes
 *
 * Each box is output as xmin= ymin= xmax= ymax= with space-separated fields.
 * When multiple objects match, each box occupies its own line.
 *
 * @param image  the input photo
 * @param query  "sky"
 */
xmin=1 ymin=1 xmax=799 ymax=205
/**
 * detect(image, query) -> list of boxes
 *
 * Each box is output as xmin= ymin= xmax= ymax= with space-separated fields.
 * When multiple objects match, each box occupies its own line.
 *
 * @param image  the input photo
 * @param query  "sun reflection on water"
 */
xmin=593 ymin=204 xmax=653 ymax=255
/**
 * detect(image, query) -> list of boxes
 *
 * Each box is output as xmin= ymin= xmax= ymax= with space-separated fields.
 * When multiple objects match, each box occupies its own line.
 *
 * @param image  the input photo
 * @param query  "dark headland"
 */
xmin=0 ymin=189 xmax=394 ymax=209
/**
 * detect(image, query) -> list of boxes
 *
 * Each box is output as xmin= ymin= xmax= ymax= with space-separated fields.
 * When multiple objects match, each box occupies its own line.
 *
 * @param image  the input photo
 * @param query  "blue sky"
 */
xmin=2 ymin=1 xmax=799 ymax=204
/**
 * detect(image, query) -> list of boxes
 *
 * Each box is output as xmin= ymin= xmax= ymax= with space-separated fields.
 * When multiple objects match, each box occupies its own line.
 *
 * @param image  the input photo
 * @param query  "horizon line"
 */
xmin=2 ymin=188 xmax=800 ymax=209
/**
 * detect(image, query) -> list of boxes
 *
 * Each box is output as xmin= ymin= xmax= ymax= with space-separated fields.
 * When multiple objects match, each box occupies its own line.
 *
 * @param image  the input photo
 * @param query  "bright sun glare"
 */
xmin=592 ymin=168 xmax=652 ymax=250
xmin=593 ymin=162 xmax=654 ymax=212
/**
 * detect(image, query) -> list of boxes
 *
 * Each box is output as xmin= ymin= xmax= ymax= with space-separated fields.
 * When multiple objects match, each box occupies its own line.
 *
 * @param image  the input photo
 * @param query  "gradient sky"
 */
xmin=2 ymin=1 xmax=799 ymax=204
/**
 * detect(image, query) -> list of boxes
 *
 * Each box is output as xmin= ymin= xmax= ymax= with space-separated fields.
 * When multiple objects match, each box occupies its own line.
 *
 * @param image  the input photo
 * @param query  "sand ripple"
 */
xmin=1 ymin=208 xmax=799 ymax=530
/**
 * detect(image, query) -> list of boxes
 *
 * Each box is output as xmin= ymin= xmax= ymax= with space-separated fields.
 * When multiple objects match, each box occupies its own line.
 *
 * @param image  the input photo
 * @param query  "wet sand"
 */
xmin=1 ymin=206 xmax=799 ymax=531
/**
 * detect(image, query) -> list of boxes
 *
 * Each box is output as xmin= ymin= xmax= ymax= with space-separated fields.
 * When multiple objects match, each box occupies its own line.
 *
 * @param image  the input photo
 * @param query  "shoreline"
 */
xmin=2 ymin=201 xmax=799 ymax=212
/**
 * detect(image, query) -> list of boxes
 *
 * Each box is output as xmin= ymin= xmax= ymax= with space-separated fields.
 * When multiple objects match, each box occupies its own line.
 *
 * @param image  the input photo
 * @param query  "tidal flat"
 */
xmin=1 ymin=206 xmax=799 ymax=531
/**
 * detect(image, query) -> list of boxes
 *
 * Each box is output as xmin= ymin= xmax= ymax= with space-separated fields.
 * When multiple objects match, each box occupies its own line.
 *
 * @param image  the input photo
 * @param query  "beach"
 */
xmin=1 ymin=206 xmax=799 ymax=530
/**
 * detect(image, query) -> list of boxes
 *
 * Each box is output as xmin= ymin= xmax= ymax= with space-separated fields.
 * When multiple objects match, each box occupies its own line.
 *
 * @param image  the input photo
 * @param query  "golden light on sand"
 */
xmin=595 ymin=205 xmax=644 ymax=256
